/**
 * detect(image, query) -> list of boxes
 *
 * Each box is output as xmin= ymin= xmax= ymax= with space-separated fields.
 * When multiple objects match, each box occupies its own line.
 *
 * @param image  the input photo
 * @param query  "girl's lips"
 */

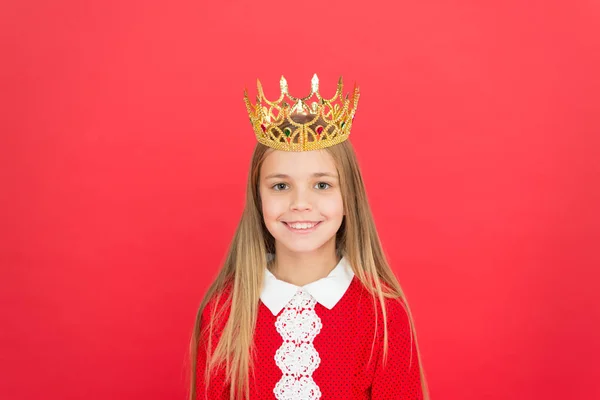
xmin=283 ymin=221 xmax=322 ymax=234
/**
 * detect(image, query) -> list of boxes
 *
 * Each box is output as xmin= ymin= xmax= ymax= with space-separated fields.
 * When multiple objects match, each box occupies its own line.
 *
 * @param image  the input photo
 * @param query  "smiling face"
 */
xmin=259 ymin=149 xmax=345 ymax=256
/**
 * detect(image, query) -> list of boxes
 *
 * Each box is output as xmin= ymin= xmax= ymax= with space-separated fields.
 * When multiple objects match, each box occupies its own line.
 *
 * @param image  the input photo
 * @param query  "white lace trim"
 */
xmin=273 ymin=289 xmax=323 ymax=399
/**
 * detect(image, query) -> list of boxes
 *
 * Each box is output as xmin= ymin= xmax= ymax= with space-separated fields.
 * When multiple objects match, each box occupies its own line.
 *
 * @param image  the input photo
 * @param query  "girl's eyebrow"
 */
xmin=264 ymin=172 xmax=338 ymax=180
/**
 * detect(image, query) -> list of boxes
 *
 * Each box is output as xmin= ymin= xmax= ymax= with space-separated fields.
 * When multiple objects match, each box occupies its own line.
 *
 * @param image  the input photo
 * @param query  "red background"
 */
xmin=2 ymin=1 xmax=599 ymax=399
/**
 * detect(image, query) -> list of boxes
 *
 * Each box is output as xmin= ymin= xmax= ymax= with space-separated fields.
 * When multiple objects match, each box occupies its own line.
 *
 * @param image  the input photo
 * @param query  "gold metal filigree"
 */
xmin=244 ymin=74 xmax=360 ymax=151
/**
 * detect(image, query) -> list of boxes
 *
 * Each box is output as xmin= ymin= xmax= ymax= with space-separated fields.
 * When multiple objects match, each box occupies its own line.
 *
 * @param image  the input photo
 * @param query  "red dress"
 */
xmin=196 ymin=258 xmax=424 ymax=399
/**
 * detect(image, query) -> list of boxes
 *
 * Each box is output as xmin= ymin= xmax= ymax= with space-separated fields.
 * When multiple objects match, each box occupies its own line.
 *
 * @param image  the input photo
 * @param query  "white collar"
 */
xmin=260 ymin=255 xmax=355 ymax=316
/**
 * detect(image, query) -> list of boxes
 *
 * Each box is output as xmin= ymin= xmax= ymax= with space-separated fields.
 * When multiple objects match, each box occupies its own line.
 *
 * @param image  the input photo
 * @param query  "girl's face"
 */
xmin=259 ymin=149 xmax=344 ymax=255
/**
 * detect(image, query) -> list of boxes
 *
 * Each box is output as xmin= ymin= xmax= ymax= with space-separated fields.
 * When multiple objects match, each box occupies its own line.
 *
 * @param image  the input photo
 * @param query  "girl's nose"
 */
xmin=290 ymin=189 xmax=312 ymax=211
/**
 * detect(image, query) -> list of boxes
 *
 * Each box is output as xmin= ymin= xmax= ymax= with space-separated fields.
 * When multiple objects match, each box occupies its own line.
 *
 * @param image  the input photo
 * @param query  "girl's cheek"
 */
xmin=320 ymin=194 xmax=344 ymax=211
xmin=262 ymin=197 xmax=284 ymax=216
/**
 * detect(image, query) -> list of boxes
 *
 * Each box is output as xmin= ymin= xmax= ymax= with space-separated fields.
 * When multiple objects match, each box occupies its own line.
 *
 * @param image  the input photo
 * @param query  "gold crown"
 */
xmin=244 ymin=74 xmax=360 ymax=151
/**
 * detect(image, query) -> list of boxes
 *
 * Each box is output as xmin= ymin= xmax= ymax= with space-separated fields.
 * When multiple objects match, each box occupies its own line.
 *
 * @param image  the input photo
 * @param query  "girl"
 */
xmin=189 ymin=75 xmax=430 ymax=399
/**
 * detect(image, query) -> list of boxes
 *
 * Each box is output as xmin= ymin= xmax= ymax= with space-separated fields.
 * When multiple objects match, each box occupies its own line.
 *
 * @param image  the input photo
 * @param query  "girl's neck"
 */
xmin=269 ymin=246 xmax=340 ymax=287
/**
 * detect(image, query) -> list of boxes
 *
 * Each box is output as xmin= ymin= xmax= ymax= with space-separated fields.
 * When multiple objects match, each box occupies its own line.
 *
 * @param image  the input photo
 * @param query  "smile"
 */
xmin=283 ymin=221 xmax=322 ymax=233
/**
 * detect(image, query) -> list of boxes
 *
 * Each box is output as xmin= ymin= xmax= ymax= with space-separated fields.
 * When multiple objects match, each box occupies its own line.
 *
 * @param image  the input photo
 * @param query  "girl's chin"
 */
xmin=273 ymin=236 xmax=337 ymax=254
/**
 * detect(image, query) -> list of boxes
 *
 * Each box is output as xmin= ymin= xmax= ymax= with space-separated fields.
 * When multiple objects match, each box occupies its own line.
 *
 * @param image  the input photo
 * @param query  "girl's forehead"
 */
xmin=261 ymin=149 xmax=337 ymax=175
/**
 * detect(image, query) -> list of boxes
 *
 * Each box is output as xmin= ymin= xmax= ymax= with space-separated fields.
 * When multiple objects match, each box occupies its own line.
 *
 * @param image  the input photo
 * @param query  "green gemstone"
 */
xmin=284 ymin=127 xmax=292 ymax=137
xmin=341 ymin=121 xmax=346 ymax=128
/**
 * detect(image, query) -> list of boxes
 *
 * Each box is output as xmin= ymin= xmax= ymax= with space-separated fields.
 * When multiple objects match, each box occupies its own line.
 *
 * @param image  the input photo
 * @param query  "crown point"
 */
xmin=280 ymin=76 xmax=288 ymax=94
xmin=294 ymin=99 xmax=304 ymax=113
xmin=311 ymin=74 xmax=319 ymax=92
xmin=256 ymin=79 xmax=264 ymax=98
xmin=336 ymin=76 xmax=344 ymax=96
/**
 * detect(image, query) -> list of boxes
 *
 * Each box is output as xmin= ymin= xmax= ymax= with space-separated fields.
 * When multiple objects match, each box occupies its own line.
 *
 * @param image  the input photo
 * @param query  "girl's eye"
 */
xmin=271 ymin=182 xmax=331 ymax=191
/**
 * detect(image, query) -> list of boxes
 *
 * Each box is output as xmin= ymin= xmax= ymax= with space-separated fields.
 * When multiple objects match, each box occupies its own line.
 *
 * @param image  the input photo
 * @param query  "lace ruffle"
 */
xmin=273 ymin=289 xmax=323 ymax=399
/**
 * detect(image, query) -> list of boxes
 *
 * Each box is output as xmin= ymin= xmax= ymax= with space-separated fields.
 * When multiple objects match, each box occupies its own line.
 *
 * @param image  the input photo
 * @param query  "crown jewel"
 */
xmin=244 ymin=74 xmax=360 ymax=151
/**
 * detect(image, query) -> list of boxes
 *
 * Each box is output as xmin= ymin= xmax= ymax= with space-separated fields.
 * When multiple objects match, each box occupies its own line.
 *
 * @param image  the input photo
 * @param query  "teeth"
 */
xmin=288 ymin=222 xmax=317 ymax=230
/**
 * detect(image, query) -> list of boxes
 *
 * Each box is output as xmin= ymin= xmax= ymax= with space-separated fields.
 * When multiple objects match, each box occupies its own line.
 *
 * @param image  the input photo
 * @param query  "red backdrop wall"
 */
xmin=2 ymin=1 xmax=599 ymax=399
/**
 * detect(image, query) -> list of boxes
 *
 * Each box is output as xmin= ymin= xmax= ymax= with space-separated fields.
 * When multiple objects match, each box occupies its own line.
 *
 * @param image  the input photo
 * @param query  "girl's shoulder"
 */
xmin=199 ymin=283 xmax=234 ymax=330
xmin=351 ymin=277 xmax=411 ymax=325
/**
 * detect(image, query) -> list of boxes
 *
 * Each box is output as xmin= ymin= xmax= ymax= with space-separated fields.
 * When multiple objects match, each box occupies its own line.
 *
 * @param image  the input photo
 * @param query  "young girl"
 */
xmin=189 ymin=75 xmax=430 ymax=399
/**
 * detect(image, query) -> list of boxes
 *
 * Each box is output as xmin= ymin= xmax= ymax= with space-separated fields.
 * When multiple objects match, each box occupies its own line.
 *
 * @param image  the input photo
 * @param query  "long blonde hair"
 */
xmin=189 ymin=140 xmax=430 ymax=399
